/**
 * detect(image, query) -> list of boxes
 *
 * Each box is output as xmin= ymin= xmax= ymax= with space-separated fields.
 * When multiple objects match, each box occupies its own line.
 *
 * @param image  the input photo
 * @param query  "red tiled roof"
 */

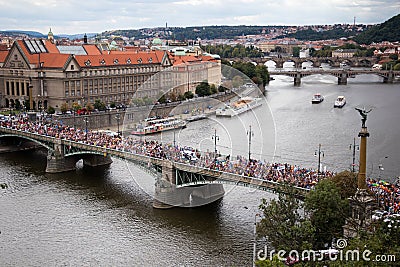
xmin=16 ymin=40 xmax=39 ymax=64
xmin=171 ymin=54 xmax=217 ymax=65
xmin=83 ymin=44 xmax=102 ymax=55
xmin=39 ymin=53 xmax=70 ymax=68
xmin=75 ymin=51 xmax=164 ymax=67
xmin=0 ymin=51 xmax=8 ymax=63
xmin=44 ymin=40 xmax=59 ymax=53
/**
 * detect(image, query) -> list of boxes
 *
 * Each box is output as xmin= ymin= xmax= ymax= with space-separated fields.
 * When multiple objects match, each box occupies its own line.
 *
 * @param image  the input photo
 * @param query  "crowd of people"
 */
xmin=1 ymin=115 xmax=399 ymax=213
xmin=367 ymin=178 xmax=400 ymax=214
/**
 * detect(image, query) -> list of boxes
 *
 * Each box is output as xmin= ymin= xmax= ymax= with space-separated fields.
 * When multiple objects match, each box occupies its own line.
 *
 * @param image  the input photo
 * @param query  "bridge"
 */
xmin=232 ymin=56 xmax=378 ymax=68
xmin=268 ymin=69 xmax=399 ymax=86
xmin=0 ymin=125 xmax=309 ymax=208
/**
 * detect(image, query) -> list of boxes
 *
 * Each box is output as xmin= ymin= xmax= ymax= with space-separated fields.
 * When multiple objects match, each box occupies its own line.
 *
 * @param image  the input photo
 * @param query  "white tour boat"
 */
xmin=311 ymin=93 xmax=324 ymax=104
xmin=216 ymin=97 xmax=263 ymax=117
xmin=334 ymin=96 xmax=346 ymax=108
xmin=132 ymin=117 xmax=186 ymax=135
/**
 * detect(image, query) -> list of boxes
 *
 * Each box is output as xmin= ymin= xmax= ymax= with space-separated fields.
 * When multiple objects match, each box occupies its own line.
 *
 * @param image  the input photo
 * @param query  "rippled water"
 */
xmin=0 ymin=74 xmax=399 ymax=266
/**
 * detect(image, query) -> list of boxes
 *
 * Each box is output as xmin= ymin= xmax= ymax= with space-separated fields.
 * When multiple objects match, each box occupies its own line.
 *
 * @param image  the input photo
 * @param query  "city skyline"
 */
xmin=0 ymin=0 xmax=399 ymax=35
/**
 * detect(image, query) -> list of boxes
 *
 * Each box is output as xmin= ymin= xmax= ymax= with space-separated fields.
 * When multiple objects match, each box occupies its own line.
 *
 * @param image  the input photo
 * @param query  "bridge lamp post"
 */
xmin=247 ymin=125 xmax=254 ymax=161
xmin=115 ymin=113 xmax=121 ymax=136
xmin=314 ymin=144 xmax=324 ymax=175
xmin=253 ymin=213 xmax=262 ymax=267
xmin=83 ymin=116 xmax=89 ymax=141
xmin=378 ymin=156 xmax=389 ymax=180
xmin=211 ymin=128 xmax=219 ymax=164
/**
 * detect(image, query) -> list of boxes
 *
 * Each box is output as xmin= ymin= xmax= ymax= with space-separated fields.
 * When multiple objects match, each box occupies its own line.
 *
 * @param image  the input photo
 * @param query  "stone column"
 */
xmin=338 ymin=73 xmax=348 ymax=85
xmin=357 ymin=127 xmax=369 ymax=189
xmin=294 ymin=73 xmax=301 ymax=86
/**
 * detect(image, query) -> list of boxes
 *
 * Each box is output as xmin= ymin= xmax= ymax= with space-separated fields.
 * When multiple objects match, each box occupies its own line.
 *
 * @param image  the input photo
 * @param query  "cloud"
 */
xmin=0 ymin=0 xmax=398 ymax=34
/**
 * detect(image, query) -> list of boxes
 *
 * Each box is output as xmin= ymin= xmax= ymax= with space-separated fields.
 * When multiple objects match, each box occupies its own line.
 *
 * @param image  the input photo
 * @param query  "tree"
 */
xmin=195 ymin=81 xmax=211 ymax=97
xmin=15 ymin=100 xmax=21 ymax=110
xmin=330 ymin=170 xmax=357 ymax=199
xmin=60 ymin=103 xmax=68 ymax=114
xmin=218 ymin=85 xmax=227 ymax=92
xmin=257 ymin=185 xmax=315 ymax=252
xmin=183 ymin=91 xmax=194 ymax=99
xmin=86 ymin=103 xmax=94 ymax=112
xmin=210 ymin=84 xmax=218 ymax=94
xmin=394 ymin=63 xmax=400 ymax=71
xmin=94 ymin=99 xmax=106 ymax=111
xmin=47 ymin=106 xmax=55 ymax=114
xmin=177 ymin=94 xmax=185 ymax=101
xmin=158 ymin=94 xmax=167 ymax=104
xmin=305 ymin=179 xmax=349 ymax=248
xmin=71 ymin=102 xmax=82 ymax=111
xmin=169 ymin=92 xmax=178 ymax=102
xmin=292 ymin=46 xmax=301 ymax=57
xmin=389 ymin=54 xmax=398 ymax=61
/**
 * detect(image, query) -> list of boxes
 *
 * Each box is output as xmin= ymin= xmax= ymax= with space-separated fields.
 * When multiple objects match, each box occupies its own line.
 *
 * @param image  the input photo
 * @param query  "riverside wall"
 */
xmin=52 ymin=91 xmax=243 ymax=131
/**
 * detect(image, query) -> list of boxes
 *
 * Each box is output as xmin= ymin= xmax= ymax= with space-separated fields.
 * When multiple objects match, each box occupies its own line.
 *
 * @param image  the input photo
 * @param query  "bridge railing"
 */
xmin=0 ymin=126 xmax=310 ymax=195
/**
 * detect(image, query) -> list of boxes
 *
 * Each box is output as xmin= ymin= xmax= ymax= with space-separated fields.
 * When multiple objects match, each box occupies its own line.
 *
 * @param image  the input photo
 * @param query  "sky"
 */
xmin=0 ymin=0 xmax=399 ymax=35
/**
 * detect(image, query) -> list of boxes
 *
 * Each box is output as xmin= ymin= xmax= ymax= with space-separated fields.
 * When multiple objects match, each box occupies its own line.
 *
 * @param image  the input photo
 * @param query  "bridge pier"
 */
xmin=46 ymin=151 xmax=77 ymax=173
xmin=338 ymin=73 xmax=348 ymax=85
xmin=153 ymin=161 xmax=225 ymax=209
xmin=383 ymin=72 xmax=395 ymax=83
xmin=294 ymin=73 xmax=301 ymax=86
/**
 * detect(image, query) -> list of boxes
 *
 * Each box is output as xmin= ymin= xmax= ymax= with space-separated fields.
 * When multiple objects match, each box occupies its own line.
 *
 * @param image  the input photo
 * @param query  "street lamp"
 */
xmin=314 ymin=144 xmax=324 ymax=175
xmin=211 ymin=128 xmax=219 ymax=164
xmin=247 ymin=125 xmax=254 ymax=161
xmin=83 ymin=116 xmax=89 ymax=141
xmin=378 ymin=156 xmax=389 ymax=179
xmin=115 ymin=113 xmax=121 ymax=136
xmin=253 ymin=213 xmax=262 ymax=267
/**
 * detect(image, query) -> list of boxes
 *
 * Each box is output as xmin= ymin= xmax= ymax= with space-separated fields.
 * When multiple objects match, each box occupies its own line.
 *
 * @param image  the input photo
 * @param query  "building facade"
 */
xmin=0 ymin=39 xmax=221 ymax=111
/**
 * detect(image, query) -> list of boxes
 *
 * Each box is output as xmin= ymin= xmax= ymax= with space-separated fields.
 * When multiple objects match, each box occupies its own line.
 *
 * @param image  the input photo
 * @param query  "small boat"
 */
xmin=311 ymin=93 xmax=324 ymax=104
xmin=334 ymin=96 xmax=346 ymax=108
xmin=186 ymin=114 xmax=207 ymax=122
xmin=132 ymin=117 xmax=186 ymax=135
xmin=216 ymin=97 xmax=263 ymax=117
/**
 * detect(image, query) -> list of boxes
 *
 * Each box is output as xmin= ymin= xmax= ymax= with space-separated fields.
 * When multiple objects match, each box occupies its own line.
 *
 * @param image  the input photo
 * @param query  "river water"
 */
xmin=1 ymin=73 xmax=399 ymax=266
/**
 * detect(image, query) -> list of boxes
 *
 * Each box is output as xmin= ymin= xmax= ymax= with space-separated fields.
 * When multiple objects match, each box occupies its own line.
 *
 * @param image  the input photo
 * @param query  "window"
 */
xmin=71 ymin=65 xmax=74 ymax=70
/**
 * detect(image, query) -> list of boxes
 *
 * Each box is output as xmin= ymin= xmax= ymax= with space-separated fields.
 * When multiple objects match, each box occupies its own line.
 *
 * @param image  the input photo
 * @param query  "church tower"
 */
xmin=48 ymin=28 xmax=54 ymax=43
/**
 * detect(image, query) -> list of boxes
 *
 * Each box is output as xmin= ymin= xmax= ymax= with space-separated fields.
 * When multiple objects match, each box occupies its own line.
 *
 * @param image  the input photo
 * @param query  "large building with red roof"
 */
xmin=0 ymin=38 xmax=221 ymax=111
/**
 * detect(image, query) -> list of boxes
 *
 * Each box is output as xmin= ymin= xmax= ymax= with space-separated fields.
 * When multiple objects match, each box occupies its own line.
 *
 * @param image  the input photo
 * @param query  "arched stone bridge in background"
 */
xmin=0 ymin=127 xmax=309 ymax=208
xmin=268 ymin=69 xmax=400 ymax=86
xmin=230 ymin=56 xmax=379 ymax=68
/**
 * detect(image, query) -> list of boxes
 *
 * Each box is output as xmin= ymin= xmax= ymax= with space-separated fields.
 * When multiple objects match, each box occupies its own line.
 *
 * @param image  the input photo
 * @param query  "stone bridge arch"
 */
xmin=0 ymin=133 xmax=55 ymax=151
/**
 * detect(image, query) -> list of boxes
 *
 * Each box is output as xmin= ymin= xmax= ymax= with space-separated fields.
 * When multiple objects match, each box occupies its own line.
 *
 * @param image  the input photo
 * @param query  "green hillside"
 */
xmin=353 ymin=14 xmax=400 ymax=44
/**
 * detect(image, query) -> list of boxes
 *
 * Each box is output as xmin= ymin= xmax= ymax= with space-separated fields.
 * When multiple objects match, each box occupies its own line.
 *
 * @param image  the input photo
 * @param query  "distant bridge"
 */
xmin=0 ymin=126 xmax=309 ymax=208
xmin=268 ymin=69 xmax=399 ymax=86
xmin=230 ymin=56 xmax=378 ymax=68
